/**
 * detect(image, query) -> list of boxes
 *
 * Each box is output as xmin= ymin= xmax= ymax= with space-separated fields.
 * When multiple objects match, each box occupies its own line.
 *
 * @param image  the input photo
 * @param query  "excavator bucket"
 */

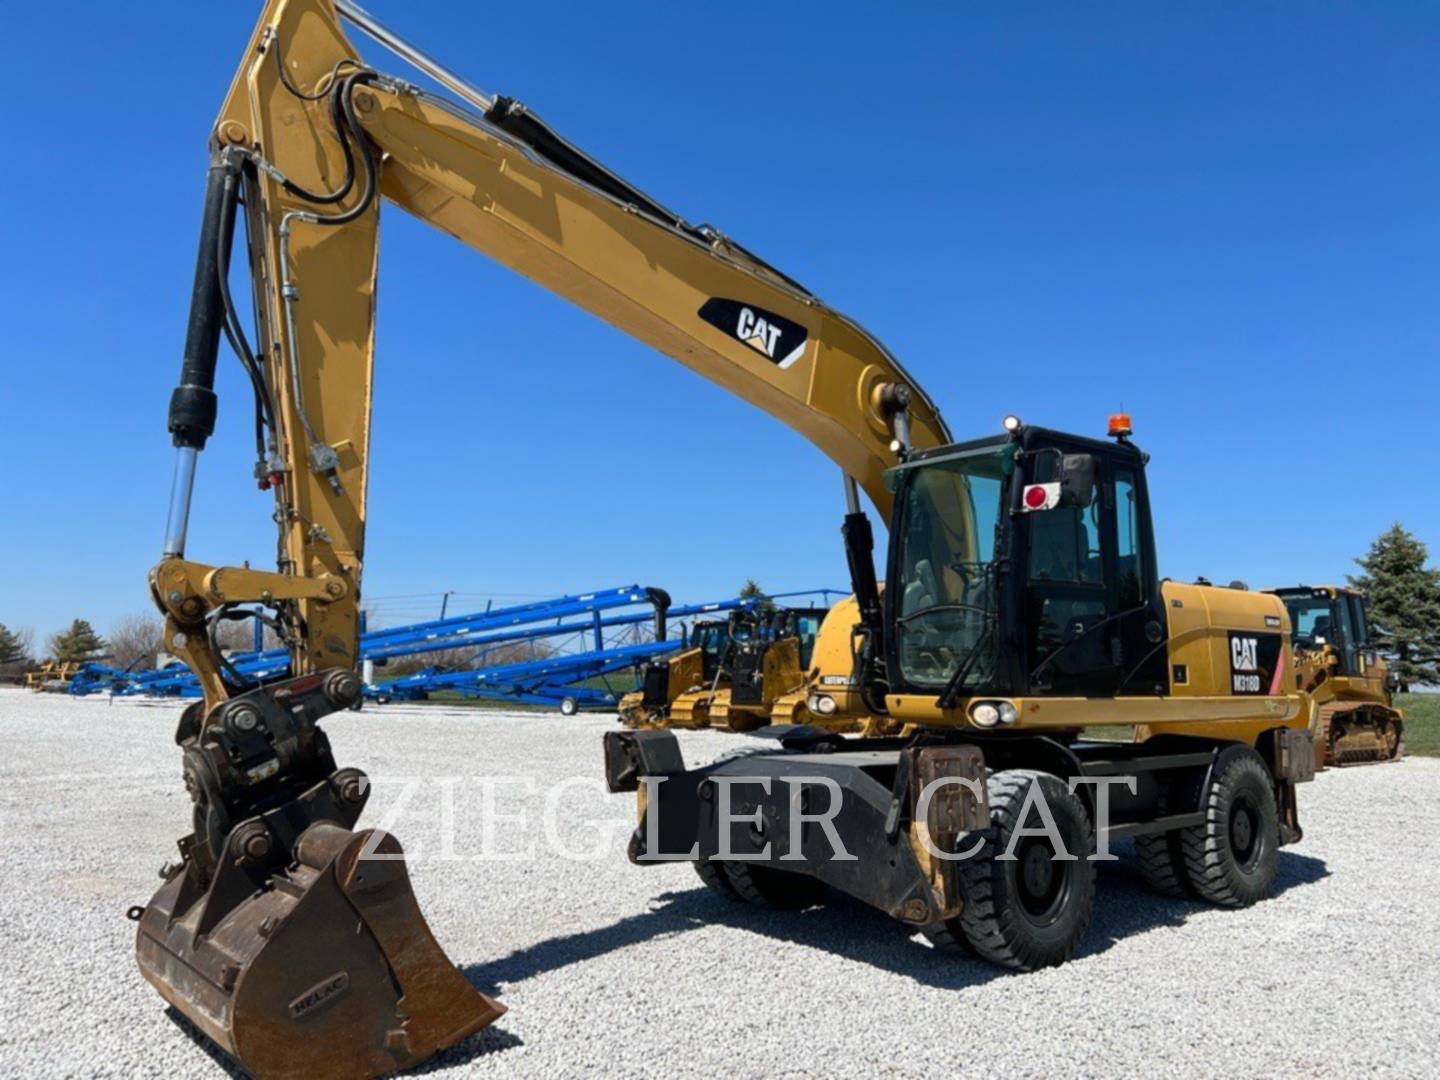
xmin=135 ymin=823 xmax=503 ymax=1079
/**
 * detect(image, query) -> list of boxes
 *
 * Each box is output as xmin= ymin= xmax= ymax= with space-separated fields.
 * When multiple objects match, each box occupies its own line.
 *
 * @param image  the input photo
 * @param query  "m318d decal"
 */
xmin=1228 ymin=631 xmax=1282 ymax=695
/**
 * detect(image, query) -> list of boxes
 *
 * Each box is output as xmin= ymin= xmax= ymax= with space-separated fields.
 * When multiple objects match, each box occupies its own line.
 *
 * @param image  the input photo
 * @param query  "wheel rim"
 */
xmin=1228 ymin=795 xmax=1261 ymax=869
xmin=1013 ymin=837 xmax=1073 ymax=926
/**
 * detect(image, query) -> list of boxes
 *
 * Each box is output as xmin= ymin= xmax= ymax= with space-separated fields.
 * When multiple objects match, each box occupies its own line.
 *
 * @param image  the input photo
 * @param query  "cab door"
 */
xmin=1110 ymin=462 xmax=1168 ymax=695
xmin=1332 ymin=593 xmax=1362 ymax=675
xmin=1021 ymin=450 xmax=1118 ymax=695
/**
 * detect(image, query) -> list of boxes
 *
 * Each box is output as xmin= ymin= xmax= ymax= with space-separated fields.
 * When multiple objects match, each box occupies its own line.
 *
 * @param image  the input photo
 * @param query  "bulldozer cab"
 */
xmin=764 ymin=607 xmax=826 ymax=669
xmin=728 ymin=606 xmax=827 ymax=709
xmin=882 ymin=424 xmax=1167 ymax=701
xmin=1273 ymin=586 xmax=1375 ymax=678
xmin=691 ymin=616 xmax=746 ymax=682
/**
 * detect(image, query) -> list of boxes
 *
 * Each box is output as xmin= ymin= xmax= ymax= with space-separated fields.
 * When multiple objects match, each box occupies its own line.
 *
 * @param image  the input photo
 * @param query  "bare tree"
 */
xmin=108 ymin=614 xmax=166 ymax=671
xmin=211 ymin=618 xmax=260 ymax=653
xmin=378 ymin=638 xmax=556 ymax=678
xmin=383 ymin=646 xmax=483 ymax=678
xmin=479 ymin=639 xmax=556 ymax=667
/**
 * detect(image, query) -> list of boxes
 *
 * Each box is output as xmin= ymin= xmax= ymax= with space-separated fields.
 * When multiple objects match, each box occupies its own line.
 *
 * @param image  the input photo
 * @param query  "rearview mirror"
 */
xmin=1059 ymin=453 xmax=1096 ymax=508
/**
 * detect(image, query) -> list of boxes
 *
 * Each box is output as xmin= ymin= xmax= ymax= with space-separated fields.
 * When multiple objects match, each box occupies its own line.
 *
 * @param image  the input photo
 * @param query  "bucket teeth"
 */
xmin=136 ymin=823 xmax=502 ymax=1079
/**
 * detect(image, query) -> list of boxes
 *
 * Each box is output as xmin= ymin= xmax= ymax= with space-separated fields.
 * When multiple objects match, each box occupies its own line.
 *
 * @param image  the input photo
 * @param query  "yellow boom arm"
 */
xmin=155 ymin=0 xmax=946 ymax=709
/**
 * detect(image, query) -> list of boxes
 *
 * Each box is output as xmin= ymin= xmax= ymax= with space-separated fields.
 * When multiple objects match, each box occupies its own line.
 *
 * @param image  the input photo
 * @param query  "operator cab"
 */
xmin=728 ymin=606 xmax=827 ymax=707
xmin=770 ymin=607 xmax=825 ymax=669
xmin=1272 ymin=586 xmax=1374 ymax=676
xmin=883 ymin=416 xmax=1167 ymax=702
xmin=697 ymin=614 xmax=748 ymax=681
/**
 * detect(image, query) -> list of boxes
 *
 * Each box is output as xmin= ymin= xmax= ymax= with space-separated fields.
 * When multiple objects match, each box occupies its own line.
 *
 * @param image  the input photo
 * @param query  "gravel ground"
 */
xmin=0 ymin=687 xmax=1436 ymax=1079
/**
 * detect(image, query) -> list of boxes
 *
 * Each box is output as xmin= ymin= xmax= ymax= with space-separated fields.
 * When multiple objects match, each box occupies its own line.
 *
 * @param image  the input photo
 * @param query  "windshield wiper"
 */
xmin=936 ymin=614 xmax=997 ymax=709
xmin=896 ymin=602 xmax=990 ymax=624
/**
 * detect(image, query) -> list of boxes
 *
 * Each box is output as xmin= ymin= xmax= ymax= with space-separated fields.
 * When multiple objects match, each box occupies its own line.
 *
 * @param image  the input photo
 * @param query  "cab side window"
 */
xmin=1114 ymin=469 xmax=1144 ymax=607
xmin=1348 ymin=595 xmax=1370 ymax=648
xmin=1334 ymin=596 xmax=1360 ymax=673
xmin=1026 ymin=459 xmax=1102 ymax=585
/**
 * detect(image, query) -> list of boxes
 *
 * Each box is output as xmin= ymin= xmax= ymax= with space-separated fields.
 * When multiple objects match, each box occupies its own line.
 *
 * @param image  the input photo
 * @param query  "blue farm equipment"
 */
xmin=69 ymin=586 xmax=667 ymax=698
xmin=370 ymin=639 xmax=685 ymax=713
xmin=69 ymin=586 xmax=839 ymax=708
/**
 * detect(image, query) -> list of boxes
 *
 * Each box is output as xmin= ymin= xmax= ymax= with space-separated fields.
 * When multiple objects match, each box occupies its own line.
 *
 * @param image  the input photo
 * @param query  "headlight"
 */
xmin=997 ymin=702 xmax=1018 ymax=725
xmin=970 ymin=702 xmax=1000 ymax=728
xmin=812 ymin=694 xmax=838 ymax=716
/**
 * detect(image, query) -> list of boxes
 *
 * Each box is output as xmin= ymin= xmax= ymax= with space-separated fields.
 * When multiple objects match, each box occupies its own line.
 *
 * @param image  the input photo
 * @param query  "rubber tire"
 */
xmin=921 ymin=920 xmax=977 ymax=956
xmin=1134 ymin=828 xmax=1192 ymax=898
xmin=693 ymin=859 xmax=743 ymax=902
xmin=559 ymin=696 xmax=579 ymax=717
xmin=952 ymin=770 xmax=1096 ymax=971
xmin=722 ymin=861 xmax=826 ymax=910
xmin=1178 ymin=749 xmax=1279 ymax=907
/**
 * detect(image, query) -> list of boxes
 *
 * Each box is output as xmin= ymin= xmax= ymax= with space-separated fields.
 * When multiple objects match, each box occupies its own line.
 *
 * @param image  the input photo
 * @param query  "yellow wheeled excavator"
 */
xmin=141 ymin=4 xmax=1316 ymax=1076
xmin=1267 ymin=585 xmax=1404 ymax=767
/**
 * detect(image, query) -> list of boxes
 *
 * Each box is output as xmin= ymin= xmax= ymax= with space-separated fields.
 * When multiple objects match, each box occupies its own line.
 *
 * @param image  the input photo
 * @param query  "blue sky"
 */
xmin=3 ymin=1 xmax=1438 ymax=640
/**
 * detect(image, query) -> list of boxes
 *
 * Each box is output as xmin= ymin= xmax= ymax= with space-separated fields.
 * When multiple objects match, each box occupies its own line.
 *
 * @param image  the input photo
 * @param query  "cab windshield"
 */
xmin=892 ymin=446 xmax=1007 ymax=690
xmin=1281 ymin=591 xmax=1336 ymax=649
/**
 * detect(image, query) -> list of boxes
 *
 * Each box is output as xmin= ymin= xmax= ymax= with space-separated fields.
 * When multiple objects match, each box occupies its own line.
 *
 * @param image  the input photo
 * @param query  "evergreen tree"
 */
xmin=0 ymin=624 xmax=30 ymax=666
xmin=739 ymin=579 xmax=775 ymax=613
xmin=48 ymin=619 xmax=108 ymax=665
xmin=1349 ymin=524 xmax=1440 ymax=691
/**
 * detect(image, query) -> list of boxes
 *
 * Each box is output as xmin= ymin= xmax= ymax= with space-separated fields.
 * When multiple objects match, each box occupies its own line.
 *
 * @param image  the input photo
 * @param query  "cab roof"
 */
xmin=906 ymin=424 xmax=1145 ymax=465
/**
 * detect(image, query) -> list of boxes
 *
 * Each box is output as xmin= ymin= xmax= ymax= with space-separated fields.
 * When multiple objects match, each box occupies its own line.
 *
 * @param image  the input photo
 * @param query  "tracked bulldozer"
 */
xmin=1268 ymin=585 xmax=1404 ymax=767
xmin=709 ymin=607 xmax=825 ymax=731
xmin=619 ymin=615 xmax=738 ymax=728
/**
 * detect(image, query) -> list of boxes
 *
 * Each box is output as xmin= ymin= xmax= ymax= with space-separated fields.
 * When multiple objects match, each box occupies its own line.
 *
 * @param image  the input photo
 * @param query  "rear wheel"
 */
xmin=723 ymin=862 xmax=826 ymax=910
xmin=921 ymin=920 xmax=976 ymax=956
xmin=942 ymin=770 xmax=1096 ymax=970
xmin=1133 ymin=786 xmax=1192 ymax=899
xmin=1179 ymin=749 xmax=1278 ymax=907
xmin=693 ymin=858 xmax=743 ymax=901
xmin=1134 ymin=828 xmax=1192 ymax=898
xmin=559 ymin=696 xmax=579 ymax=717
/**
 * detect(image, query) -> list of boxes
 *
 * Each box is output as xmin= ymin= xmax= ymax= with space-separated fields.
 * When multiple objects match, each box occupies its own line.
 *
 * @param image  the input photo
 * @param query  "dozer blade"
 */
xmin=136 ymin=823 xmax=503 ymax=1079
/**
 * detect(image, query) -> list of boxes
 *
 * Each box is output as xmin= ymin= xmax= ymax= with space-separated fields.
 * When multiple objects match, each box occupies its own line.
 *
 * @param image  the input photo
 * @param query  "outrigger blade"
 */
xmin=135 ymin=822 xmax=503 ymax=1079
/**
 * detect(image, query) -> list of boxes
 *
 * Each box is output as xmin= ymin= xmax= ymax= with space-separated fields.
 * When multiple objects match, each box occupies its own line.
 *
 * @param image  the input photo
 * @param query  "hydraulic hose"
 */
xmin=213 ymin=157 xmax=276 ymax=461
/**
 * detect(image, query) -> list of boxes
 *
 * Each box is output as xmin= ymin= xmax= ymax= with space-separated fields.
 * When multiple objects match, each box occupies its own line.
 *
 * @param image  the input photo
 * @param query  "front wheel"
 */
xmin=943 ymin=770 xmax=1096 ymax=971
xmin=559 ymin=696 xmax=579 ymax=717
